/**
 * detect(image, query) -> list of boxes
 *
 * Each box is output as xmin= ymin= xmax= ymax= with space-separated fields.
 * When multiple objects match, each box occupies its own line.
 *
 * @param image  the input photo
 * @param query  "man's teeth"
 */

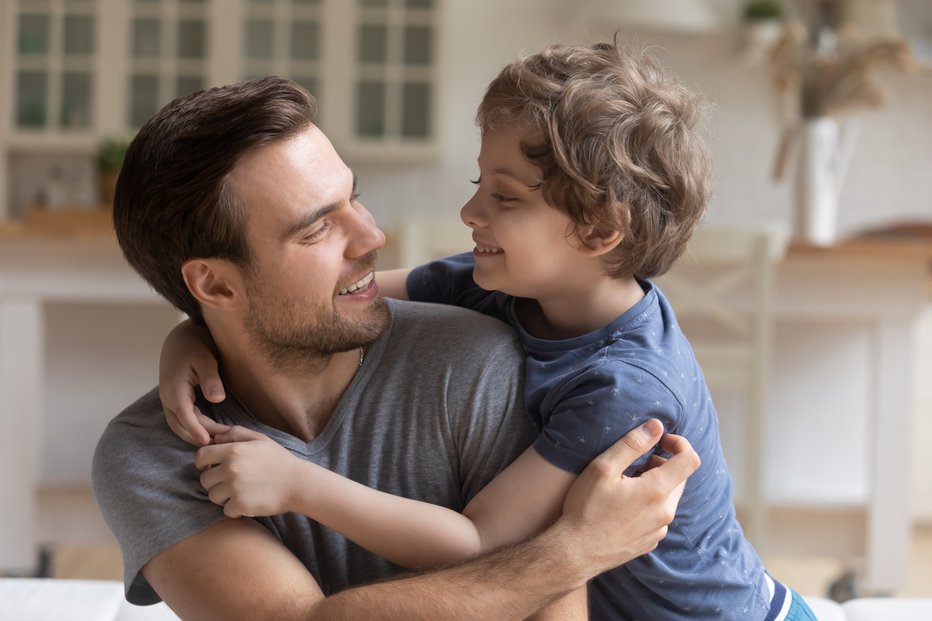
xmin=339 ymin=271 xmax=374 ymax=295
xmin=475 ymin=245 xmax=502 ymax=254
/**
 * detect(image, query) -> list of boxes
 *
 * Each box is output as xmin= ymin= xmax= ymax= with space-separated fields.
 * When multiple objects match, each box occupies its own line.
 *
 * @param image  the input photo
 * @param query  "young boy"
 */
xmin=160 ymin=41 xmax=815 ymax=619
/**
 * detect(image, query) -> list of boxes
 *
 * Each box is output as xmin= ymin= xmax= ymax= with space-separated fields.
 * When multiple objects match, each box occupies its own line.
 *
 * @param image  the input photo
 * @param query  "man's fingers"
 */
xmin=595 ymin=419 xmax=664 ymax=471
xmin=643 ymin=434 xmax=701 ymax=490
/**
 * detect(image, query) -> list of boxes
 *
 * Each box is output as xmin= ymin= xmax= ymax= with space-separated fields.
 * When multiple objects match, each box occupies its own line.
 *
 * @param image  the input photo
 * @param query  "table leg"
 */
xmin=0 ymin=301 xmax=42 ymax=574
xmin=865 ymin=320 xmax=914 ymax=592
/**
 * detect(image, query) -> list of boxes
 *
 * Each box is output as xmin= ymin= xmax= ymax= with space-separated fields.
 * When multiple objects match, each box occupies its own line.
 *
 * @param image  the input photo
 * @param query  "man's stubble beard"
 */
xmin=242 ymin=265 xmax=390 ymax=374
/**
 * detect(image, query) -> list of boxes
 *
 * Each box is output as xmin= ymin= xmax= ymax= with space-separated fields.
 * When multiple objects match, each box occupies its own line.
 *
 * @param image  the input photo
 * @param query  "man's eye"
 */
xmin=351 ymin=192 xmax=361 ymax=202
xmin=303 ymin=222 xmax=331 ymax=242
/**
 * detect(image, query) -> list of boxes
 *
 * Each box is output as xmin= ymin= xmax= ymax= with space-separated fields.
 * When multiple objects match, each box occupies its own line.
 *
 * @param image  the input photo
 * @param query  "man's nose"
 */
xmin=348 ymin=202 xmax=386 ymax=257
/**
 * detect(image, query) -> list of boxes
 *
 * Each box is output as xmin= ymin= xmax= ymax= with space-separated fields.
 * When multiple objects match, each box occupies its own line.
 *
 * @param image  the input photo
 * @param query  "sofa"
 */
xmin=2 ymin=578 xmax=931 ymax=620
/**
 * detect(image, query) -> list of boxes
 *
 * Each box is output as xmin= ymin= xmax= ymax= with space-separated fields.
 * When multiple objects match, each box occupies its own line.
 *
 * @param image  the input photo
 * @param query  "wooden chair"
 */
xmin=654 ymin=224 xmax=789 ymax=549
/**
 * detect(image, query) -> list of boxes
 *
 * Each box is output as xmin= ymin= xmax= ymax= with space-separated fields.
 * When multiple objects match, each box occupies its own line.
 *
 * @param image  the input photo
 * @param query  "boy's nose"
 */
xmin=460 ymin=194 xmax=484 ymax=228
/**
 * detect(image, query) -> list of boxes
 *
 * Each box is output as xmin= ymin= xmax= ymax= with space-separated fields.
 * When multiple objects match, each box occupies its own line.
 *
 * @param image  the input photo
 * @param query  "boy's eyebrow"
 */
xmin=281 ymin=172 xmax=357 ymax=241
xmin=492 ymin=168 xmax=543 ymax=189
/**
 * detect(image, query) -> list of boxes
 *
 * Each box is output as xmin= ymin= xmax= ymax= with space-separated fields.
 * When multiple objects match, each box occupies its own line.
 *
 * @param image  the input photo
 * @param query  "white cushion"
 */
xmin=842 ymin=597 xmax=932 ymax=621
xmin=0 ymin=578 xmax=123 ymax=621
xmin=0 ymin=579 xmax=179 ymax=621
xmin=802 ymin=594 xmax=847 ymax=621
xmin=115 ymin=601 xmax=179 ymax=621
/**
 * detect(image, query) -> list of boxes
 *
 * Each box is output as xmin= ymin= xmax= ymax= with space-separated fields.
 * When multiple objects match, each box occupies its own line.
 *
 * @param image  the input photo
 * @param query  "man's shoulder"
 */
xmin=388 ymin=298 xmax=517 ymax=341
xmin=383 ymin=298 xmax=523 ymax=374
xmin=93 ymin=387 xmax=186 ymax=479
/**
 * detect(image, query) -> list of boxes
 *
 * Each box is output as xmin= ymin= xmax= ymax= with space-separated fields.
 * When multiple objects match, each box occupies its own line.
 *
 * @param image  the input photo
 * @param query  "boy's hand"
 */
xmin=195 ymin=426 xmax=303 ymax=518
xmin=159 ymin=319 xmax=227 ymax=446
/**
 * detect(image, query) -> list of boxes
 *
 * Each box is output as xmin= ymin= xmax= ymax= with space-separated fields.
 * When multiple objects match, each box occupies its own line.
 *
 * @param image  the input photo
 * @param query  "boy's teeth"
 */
xmin=339 ymin=271 xmax=374 ymax=295
xmin=476 ymin=245 xmax=502 ymax=254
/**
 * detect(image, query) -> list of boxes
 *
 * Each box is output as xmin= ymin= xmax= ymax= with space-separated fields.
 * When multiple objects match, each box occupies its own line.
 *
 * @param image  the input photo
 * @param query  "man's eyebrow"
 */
xmin=280 ymin=173 xmax=357 ymax=241
xmin=282 ymin=205 xmax=337 ymax=241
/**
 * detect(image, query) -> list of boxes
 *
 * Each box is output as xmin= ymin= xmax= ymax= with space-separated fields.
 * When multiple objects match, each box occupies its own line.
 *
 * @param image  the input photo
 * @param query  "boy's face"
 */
xmin=461 ymin=128 xmax=599 ymax=302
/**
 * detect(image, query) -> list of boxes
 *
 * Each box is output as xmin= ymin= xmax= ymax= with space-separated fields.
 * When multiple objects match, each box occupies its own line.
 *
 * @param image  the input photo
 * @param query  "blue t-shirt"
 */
xmin=408 ymin=253 xmax=780 ymax=620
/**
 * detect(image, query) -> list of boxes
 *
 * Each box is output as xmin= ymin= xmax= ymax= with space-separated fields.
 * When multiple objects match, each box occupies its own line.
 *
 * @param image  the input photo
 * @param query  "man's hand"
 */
xmin=557 ymin=419 xmax=700 ymax=574
xmin=195 ymin=426 xmax=304 ymax=518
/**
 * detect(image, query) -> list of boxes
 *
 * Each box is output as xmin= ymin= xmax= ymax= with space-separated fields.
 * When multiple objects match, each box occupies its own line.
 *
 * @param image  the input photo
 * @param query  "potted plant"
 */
xmin=95 ymin=137 xmax=130 ymax=206
xmin=742 ymin=0 xmax=785 ymax=64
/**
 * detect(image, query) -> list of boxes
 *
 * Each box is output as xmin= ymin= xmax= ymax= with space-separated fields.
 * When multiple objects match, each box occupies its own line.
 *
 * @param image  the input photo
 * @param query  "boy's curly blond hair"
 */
xmin=477 ymin=40 xmax=712 ymax=279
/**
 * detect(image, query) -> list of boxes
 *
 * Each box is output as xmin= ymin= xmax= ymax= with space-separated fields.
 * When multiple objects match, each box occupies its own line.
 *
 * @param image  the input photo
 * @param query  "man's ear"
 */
xmin=181 ymin=258 xmax=244 ymax=311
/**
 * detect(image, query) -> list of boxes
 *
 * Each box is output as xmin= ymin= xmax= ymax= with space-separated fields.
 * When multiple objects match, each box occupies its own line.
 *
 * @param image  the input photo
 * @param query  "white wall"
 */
xmin=28 ymin=1 xmax=932 ymax=518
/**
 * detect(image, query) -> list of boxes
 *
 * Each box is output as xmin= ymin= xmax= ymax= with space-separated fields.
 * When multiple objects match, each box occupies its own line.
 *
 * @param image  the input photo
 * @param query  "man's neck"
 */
xmin=218 ymin=347 xmax=364 ymax=442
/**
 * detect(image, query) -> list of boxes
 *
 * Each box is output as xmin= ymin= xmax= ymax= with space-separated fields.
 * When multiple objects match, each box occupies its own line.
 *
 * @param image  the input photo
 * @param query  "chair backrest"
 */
xmin=654 ymin=224 xmax=788 ymax=548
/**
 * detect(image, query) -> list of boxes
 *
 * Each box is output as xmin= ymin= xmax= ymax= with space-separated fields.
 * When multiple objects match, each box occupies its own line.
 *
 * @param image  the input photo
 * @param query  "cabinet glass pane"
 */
xmin=360 ymin=0 xmax=387 ymax=7
xmin=402 ymin=82 xmax=429 ymax=138
xmin=133 ymin=18 xmax=161 ymax=57
xmin=405 ymin=0 xmax=433 ymax=8
xmin=177 ymin=19 xmax=206 ymax=59
xmin=61 ymin=71 xmax=92 ymax=129
xmin=176 ymin=75 xmax=204 ymax=98
xmin=295 ymin=77 xmax=319 ymax=101
xmin=64 ymin=14 xmax=95 ymax=55
xmin=16 ymin=71 xmax=47 ymax=128
xmin=293 ymin=0 xmax=321 ymax=4
xmin=245 ymin=19 xmax=274 ymax=59
xmin=290 ymin=22 xmax=320 ymax=60
xmin=18 ymin=14 xmax=49 ymax=55
xmin=403 ymin=25 xmax=431 ymax=65
xmin=358 ymin=25 xmax=387 ymax=63
xmin=356 ymin=81 xmax=385 ymax=137
xmin=130 ymin=74 xmax=159 ymax=127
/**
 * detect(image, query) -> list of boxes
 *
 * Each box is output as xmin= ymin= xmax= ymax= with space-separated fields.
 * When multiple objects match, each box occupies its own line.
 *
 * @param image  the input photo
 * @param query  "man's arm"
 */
xmin=144 ymin=422 xmax=698 ymax=620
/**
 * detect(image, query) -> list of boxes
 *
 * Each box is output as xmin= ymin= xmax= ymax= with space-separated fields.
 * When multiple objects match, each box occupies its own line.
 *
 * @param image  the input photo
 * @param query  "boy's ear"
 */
xmin=181 ymin=258 xmax=244 ymax=311
xmin=575 ymin=224 xmax=624 ymax=257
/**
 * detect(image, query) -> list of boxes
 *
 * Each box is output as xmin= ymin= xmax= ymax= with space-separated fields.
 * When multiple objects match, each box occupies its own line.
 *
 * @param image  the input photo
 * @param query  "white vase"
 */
xmin=794 ymin=117 xmax=859 ymax=246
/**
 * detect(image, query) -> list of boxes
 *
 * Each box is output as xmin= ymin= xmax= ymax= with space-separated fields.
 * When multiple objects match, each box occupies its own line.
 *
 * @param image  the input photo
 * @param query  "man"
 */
xmin=92 ymin=76 xmax=699 ymax=620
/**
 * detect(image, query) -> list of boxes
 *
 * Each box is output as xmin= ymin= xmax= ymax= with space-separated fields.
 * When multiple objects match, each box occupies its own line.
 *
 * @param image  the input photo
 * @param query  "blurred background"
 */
xmin=0 ymin=0 xmax=930 ymax=603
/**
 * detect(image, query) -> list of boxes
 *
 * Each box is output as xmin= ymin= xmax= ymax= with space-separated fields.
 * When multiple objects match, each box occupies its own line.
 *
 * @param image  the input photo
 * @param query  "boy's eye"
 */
xmin=491 ymin=192 xmax=515 ymax=203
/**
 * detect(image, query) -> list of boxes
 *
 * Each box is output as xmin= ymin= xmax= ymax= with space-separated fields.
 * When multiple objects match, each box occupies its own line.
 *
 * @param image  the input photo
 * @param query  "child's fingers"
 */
xmin=196 ymin=367 xmax=226 ymax=403
xmin=191 ymin=354 xmax=225 ymax=403
xmin=165 ymin=404 xmax=211 ymax=447
xmin=197 ymin=412 xmax=231 ymax=437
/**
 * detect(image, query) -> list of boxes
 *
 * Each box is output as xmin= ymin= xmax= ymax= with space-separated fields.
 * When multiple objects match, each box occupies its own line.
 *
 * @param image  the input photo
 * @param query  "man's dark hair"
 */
xmin=113 ymin=77 xmax=318 ymax=320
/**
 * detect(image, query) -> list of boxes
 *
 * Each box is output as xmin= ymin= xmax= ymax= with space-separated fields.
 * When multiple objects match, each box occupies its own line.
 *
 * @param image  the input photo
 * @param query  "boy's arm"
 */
xmin=145 ymin=426 xmax=698 ymax=620
xmin=159 ymin=318 xmax=226 ymax=446
xmin=197 ymin=426 xmax=490 ymax=567
xmin=376 ymin=268 xmax=412 ymax=300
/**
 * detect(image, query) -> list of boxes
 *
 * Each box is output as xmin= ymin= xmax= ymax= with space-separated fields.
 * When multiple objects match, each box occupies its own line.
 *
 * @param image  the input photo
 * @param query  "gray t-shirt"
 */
xmin=92 ymin=299 xmax=535 ymax=605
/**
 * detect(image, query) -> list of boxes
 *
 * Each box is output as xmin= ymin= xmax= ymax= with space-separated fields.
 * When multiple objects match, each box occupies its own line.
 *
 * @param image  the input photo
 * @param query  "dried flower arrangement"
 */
xmin=770 ymin=20 xmax=917 ymax=180
xmin=771 ymin=21 xmax=917 ymax=122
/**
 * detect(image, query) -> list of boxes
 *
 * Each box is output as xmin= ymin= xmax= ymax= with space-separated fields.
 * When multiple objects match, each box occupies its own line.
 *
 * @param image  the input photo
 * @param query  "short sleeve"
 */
xmin=533 ymin=362 xmax=681 ymax=474
xmin=406 ymin=253 xmax=510 ymax=322
xmin=92 ymin=389 xmax=226 ymax=604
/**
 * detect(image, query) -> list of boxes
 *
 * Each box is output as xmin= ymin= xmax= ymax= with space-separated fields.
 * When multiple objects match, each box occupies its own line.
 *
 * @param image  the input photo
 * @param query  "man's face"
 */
xmin=229 ymin=125 xmax=389 ymax=370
